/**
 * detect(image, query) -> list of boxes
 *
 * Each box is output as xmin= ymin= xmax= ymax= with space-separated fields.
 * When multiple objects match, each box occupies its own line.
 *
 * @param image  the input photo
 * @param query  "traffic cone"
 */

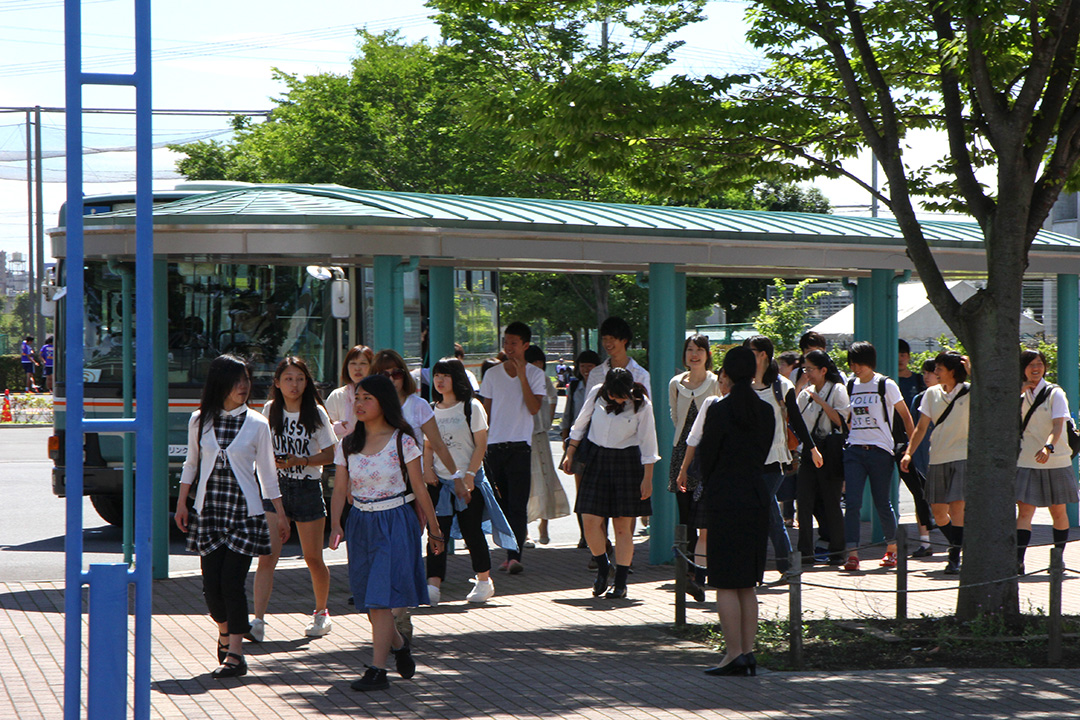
xmin=2 ymin=390 xmax=12 ymax=423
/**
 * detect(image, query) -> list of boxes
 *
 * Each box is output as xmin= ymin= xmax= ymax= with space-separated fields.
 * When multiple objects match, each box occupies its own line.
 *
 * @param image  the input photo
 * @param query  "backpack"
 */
xmin=846 ymin=375 xmax=907 ymax=445
xmin=1021 ymin=383 xmax=1080 ymax=459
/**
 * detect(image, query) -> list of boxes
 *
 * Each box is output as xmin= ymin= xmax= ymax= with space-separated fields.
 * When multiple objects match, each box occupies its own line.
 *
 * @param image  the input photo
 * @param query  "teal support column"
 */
xmin=373 ymin=255 xmax=404 ymax=353
xmin=853 ymin=277 xmax=874 ymax=343
xmin=648 ymin=263 xmax=680 ymax=564
xmin=152 ymin=259 xmax=169 ymax=578
xmin=675 ymin=272 xmax=687 ymax=341
xmin=1058 ymin=274 xmax=1079 ymax=527
xmin=428 ymin=266 xmax=455 ymax=369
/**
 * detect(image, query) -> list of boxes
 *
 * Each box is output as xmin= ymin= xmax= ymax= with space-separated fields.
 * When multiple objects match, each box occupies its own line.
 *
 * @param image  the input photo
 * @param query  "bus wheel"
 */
xmin=90 ymin=494 xmax=124 ymax=526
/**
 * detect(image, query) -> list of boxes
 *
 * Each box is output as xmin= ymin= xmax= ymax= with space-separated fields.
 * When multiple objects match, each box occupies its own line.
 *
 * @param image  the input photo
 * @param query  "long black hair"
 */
xmin=803 ymin=349 xmax=843 ymax=385
xmin=722 ymin=346 xmax=763 ymax=430
xmin=198 ymin=354 xmax=251 ymax=436
xmin=598 ymin=367 xmax=646 ymax=415
xmin=744 ymin=335 xmax=779 ymax=385
xmin=431 ymin=357 xmax=474 ymax=404
xmin=341 ymin=374 xmax=416 ymax=458
xmin=267 ymin=356 xmax=326 ymax=436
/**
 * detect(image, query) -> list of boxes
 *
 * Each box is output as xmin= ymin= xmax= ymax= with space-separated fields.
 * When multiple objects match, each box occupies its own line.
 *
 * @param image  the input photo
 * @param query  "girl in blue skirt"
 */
xmin=329 ymin=374 xmax=444 ymax=692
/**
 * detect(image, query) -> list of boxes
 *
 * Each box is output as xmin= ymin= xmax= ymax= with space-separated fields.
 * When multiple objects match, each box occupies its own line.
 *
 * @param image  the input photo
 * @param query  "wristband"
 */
xmin=450 ymin=470 xmax=463 ymax=480
xmin=465 ymin=470 xmax=476 ymax=477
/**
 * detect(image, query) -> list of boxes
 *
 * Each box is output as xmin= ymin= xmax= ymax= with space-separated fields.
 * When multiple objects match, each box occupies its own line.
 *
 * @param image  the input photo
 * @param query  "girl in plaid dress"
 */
xmin=175 ymin=355 xmax=290 ymax=679
xmin=329 ymin=374 xmax=444 ymax=692
xmin=562 ymin=368 xmax=659 ymax=600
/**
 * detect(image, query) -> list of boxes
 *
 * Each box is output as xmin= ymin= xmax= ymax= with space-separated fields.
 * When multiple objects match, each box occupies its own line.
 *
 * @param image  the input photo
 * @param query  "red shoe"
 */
xmin=497 ymin=560 xmax=511 ymax=572
xmin=880 ymin=551 xmax=897 ymax=568
xmin=843 ymin=555 xmax=860 ymax=571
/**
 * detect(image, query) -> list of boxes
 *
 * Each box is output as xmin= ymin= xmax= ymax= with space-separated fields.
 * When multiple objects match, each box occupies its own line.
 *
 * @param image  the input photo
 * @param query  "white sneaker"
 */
xmin=466 ymin=578 xmax=494 ymax=603
xmin=246 ymin=618 xmax=265 ymax=642
xmin=305 ymin=610 xmax=332 ymax=637
xmin=427 ymin=584 xmax=441 ymax=606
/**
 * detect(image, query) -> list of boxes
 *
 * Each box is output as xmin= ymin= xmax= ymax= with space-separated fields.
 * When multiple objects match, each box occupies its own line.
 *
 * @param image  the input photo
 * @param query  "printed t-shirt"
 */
xmin=847 ymin=374 xmax=904 ymax=452
xmin=431 ymin=399 xmax=488 ymax=478
xmin=262 ymin=402 xmax=336 ymax=481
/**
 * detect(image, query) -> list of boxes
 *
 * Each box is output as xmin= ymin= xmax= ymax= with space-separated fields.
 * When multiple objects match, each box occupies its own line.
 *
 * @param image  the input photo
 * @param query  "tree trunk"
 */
xmin=954 ymin=221 xmax=1026 ymax=621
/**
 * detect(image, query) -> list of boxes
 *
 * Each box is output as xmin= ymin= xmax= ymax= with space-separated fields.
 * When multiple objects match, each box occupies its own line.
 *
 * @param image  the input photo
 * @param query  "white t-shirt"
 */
xmin=261 ymin=401 xmax=336 ymax=481
xmin=797 ymin=380 xmax=850 ymax=440
xmin=917 ymin=382 xmax=970 ymax=464
xmin=334 ymin=430 xmax=420 ymax=501
xmin=431 ymin=399 xmax=488 ymax=478
xmin=755 ymin=375 xmax=798 ymax=466
xmin=479 ymin=362 xmax=547 ymax=445
xmin=401 ymin=393 xmax=436 ymax=452
xmin=847 ymin=374 xmax=904 ymax=452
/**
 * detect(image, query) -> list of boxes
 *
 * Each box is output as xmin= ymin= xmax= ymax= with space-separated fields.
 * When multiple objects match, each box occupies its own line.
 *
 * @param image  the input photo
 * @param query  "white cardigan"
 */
xmin=179 ymin=406 xmax=281 ymax=516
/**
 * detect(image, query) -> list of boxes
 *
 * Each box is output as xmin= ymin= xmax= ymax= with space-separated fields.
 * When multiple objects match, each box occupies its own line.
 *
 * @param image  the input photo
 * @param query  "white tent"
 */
xmin=810 ymin=280 xmax=1045 ymax=352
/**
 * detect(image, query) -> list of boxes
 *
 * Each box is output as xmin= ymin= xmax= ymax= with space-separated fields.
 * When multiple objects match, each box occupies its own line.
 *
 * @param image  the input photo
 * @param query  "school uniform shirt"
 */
xmin=180 ymin=405 xmax=281 ymax=515
xmin=1019 ymin=379 xmax=1073 ymax=470
xmin=432 ymin=399 xmax=488 ymax=478
xmin=917 ymin=383 xmax=970 ymax=464
xmin=797 ymin=380 xmax=850 ymax=439
xmin=479 ymin=362 xmax=547 ymax=445
xmin=669 ymin=372 xmax=721 ymax=446
xmin=755 ymin=374 xmax=811 ymax=466
xmin=569 ymin=385 xmax=661 ymax=464
xmin=261 ymin=400 xmax=337 ymax=481
xmin=686 ymin=394 xmax=723 ymax=448
xmin=334 ymin=431 xmax=421 ymax=501
xmin=847 ymin=374 xmax=905 ymax=453
xmin=585 ymin=357 xmax=651 ymax=395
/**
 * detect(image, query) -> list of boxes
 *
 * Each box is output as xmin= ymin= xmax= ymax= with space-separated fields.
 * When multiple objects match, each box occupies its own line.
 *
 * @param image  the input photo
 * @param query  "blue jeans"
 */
xmin=763 ymin=468 xmax=792 ymax=572
xmin=843 ymin=445 xmax=897 ymax=548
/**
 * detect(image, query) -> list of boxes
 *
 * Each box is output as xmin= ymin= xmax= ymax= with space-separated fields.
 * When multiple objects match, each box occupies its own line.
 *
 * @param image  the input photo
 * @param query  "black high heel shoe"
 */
xmin=704 ymin=654 xmax=749 ymax=676
xmin=744 ymin=652 xmax=757 ymax=676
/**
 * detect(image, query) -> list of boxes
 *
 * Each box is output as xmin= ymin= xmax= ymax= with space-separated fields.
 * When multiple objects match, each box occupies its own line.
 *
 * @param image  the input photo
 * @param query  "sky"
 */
xmin=0 ymin=0 xmax=885 ymax=262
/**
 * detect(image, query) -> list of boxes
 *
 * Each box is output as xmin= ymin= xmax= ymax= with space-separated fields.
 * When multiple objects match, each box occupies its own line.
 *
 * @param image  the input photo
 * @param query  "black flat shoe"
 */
xmin=744 ymin=652 xmax=757 ymax=676
xmin=605 ymin=585 xmax=627 ymax=599
xmin=686 ymin=580 xmax=706 ymax=603
xmin=217 ymin=633 xmax=229 ymax=664
xmin=705 ymin=654 xmax=749 ymax=676
xmin=593 ymin=567 xmax=610 ymax=597
xmin=391 ymin=637 xmax=416 ymax=679
xmin=212 ymin=652 xmax=247 ymax=679
xmin=351 ymin=666 xmax=389 ymax=692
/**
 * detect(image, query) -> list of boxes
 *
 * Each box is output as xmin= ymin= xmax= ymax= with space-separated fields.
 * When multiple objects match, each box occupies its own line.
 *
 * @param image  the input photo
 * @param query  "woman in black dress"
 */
xmin=696 ymin=347 xmax=775 ymax=676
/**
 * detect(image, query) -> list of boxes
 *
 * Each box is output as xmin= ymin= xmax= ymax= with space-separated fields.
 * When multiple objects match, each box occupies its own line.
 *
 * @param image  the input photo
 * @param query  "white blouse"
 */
xmin=569 ymin=385 xmax=660 ymax=464
xmin=325 ymin=383 xmax=356 ymax=438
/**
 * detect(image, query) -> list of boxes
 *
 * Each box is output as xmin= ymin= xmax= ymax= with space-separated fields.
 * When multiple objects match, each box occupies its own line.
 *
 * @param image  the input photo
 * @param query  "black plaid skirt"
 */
xmin=575 ymin=445 xmax=651 ymax=519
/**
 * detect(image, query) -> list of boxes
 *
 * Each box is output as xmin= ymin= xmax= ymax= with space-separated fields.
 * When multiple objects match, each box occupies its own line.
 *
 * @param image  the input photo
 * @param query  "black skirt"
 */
xmin=575 ymin=445 xmax=651 ymax=519
xmin=706 ymin=504 xmax=768 ymax=589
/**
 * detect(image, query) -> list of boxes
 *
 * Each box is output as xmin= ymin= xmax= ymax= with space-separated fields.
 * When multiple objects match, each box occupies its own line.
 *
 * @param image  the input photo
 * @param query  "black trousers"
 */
xmin=796 ymin=459 xmax=845 ymax=561
xmin=426 ymin=484 xmax=493 ymax=579
xmin=484 ymin=441 xmax=532 ymax=561
xmin=200 ymin=545 xmax=254 ymax=635
xmin=896 ymin=453 xmax=934 ymax=529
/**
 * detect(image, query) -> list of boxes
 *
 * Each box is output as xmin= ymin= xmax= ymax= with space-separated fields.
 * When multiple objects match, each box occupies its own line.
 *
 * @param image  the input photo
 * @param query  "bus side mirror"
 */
xmin=330 ymin=279 xmax=350 ymax=319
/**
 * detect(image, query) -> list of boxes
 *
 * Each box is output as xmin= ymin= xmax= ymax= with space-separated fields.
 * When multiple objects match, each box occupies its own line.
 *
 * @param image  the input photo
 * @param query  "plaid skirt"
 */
xmin=925 ymin=460 xmax=965 ymax=504
xmin=1016 ymin=465 xmax=1080 ymax=507
xmin=575 ymin=445 xmax=651 ymax=519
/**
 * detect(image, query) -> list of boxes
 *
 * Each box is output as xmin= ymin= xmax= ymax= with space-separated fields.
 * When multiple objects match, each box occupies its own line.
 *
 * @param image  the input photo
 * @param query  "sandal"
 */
xmin=211 ymin=652 xmax=248 ymax=679
xmin=217 ymin=633 xmax=229 ymax=664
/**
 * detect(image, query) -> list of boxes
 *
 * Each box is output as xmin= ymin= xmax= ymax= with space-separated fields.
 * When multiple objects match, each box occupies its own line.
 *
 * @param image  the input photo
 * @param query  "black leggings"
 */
xmin=897 ymin=456 xmax=934 ymax=529
xmin=201 ymin=545 xmax=254 ymax=635
xmin=426 ymin=484 xmax=492 ymax=579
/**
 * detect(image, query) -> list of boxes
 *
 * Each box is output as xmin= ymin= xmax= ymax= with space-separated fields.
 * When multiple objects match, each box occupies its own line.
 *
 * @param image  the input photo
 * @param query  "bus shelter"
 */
xmin=51 ymin=183 xmax=1080 ymax=569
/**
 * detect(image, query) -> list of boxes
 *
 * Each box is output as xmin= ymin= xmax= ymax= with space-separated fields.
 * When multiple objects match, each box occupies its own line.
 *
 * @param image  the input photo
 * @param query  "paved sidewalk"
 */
xmin=3 ymin=519 xmax=1080 ymax=720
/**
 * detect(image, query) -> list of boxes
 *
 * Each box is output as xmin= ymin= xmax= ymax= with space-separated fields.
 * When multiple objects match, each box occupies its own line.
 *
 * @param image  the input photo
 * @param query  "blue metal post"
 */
xmin=428 ymin=266 xmax=455 ymax=369
xmin=86 ymin=563 xmax=129 ymax=719
xmin=1057 ymin=274 xmax=1079 ymax=527
xmin=153 ymin=259 xmax=170 ymax=578
xmin=648 ymin=263 xmax=680 ymax=564
xmin=65 ymin=1 xmax=154 ymax=717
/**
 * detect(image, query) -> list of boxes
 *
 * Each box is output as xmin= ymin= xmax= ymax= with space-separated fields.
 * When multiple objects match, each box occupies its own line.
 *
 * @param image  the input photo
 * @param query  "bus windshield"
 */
xmin=67 ymin=261 xmax=334 ymax=386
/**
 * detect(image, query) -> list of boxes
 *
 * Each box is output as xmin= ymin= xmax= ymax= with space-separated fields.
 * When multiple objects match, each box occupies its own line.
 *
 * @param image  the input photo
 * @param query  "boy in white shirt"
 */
xmin=584 ymin=316 xmax=651 ymax=394
xmin=479 ymin=321 xmax=547 ymax=574
xmin=842 ymin=341 xmax=915 ymax=571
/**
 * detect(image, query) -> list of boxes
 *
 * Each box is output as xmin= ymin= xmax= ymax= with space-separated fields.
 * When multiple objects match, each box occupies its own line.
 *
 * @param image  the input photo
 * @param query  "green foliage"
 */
xmin=754 ymin=278 xmax=830 ymax=352
xmin=0 ymin=293 xmax=48 ymax=344
xmin=0 ymin=355 xmax=29 ymax=393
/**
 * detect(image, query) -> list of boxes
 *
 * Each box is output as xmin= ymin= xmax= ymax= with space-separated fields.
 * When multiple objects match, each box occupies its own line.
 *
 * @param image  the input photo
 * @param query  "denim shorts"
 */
xmin=262 ymin=476 xmax=327 ymax=523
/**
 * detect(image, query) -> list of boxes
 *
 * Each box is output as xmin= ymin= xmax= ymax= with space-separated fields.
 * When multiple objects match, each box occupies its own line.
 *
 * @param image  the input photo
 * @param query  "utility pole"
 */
xmin=34 ymin=106 xmax=45 ymax=343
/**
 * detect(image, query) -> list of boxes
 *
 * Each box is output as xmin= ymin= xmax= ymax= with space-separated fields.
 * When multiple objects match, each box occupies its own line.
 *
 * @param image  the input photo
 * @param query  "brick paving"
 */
xmin=3 ymin=513 xmax=1080 ymax=719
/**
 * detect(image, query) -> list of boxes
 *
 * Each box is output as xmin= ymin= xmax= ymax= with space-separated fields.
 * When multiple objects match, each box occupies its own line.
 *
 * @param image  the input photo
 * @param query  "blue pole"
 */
xmin=63 ymin=2 xmax=86 ymax=717
xmin=1057 ymin=274 xmax=1079 ymax=527
xmin=86 ymin=564 xmax=129 ymax=719
xmin=648 ymin=263 xmax=679 ymax=564
xmin=428 ymin=266 xmax=455 ymax=370
xmin=133 ymin=0 xmax=154 ymax=716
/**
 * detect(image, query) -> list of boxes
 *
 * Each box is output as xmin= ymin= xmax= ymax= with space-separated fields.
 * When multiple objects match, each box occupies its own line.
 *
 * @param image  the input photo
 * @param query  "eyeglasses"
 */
xmin=381 ymin=368 xmax=406 ymax=380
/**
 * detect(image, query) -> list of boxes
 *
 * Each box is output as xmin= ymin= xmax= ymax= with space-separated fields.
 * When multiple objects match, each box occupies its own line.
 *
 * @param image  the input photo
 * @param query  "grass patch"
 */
xmin=676 ymin=613 xmax=1080 ymax=669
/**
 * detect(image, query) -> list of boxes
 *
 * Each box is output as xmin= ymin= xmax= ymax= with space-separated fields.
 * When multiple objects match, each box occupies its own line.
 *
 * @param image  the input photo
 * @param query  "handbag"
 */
xmin=772 ymin=381 xmax=800 ymax=451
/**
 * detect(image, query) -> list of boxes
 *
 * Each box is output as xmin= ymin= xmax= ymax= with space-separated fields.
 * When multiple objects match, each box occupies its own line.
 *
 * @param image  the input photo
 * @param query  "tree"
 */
xmin=448 ymin=1 xmax=1080 ymax=620
xmin=754 ymin=278 xmax=830 ymax=351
